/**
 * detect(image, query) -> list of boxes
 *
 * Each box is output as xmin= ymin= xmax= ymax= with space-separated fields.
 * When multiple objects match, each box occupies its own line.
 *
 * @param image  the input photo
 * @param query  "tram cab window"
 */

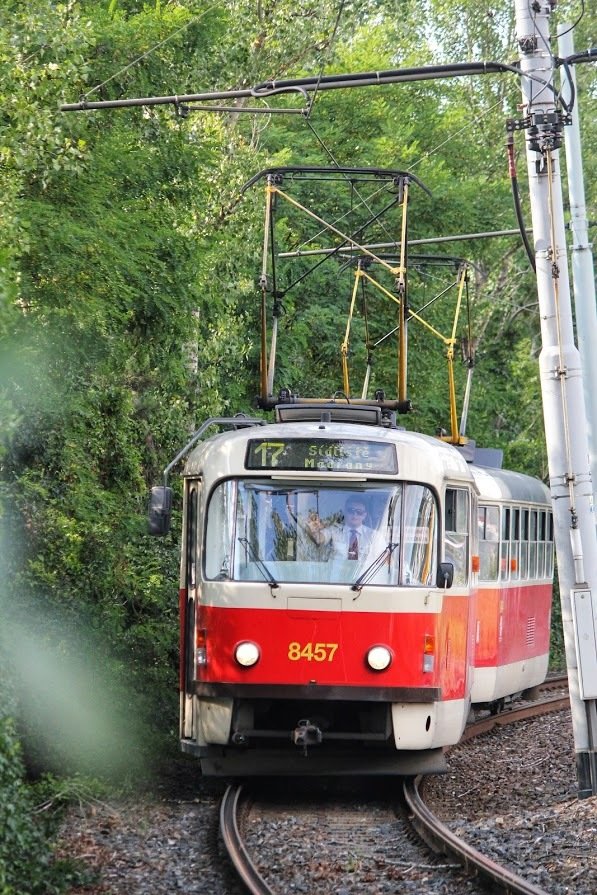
xmin=204 ymin=480 xmax=439 ymax=587
xmin=478 ymin=505 xmax=499 ymax=582
xmin=444 ymin=488 xmax=469 ymax=585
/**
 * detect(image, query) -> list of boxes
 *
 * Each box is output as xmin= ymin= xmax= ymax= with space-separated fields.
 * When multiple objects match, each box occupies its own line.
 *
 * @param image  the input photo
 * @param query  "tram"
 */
xmin=149 ymin=401 xmax=553 ymax=776
xmin=148 ymin=165 xmax=553 ymax=775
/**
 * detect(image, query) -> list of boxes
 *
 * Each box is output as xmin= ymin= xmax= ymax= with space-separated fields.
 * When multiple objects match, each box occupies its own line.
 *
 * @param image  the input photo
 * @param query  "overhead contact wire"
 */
xmin=80 ymin=6 xmax=217 ymax=100
xmin=307 ymin=0 xmax=346 ymax=119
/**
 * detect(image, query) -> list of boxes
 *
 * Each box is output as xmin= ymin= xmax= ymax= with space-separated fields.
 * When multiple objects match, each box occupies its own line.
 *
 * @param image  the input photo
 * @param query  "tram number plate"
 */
xmin=288 ymin=642 xmax=338 ymax=662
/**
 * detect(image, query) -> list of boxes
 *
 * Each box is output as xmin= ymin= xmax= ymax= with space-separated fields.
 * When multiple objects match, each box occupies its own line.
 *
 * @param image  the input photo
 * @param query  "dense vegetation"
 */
xmin=0 ymin=1 xmax=594 ymax=889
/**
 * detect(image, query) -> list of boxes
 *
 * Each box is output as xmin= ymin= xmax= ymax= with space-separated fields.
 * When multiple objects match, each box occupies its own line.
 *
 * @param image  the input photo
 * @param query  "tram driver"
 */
xmin=301 ymin=495 xmax=386 ymax=563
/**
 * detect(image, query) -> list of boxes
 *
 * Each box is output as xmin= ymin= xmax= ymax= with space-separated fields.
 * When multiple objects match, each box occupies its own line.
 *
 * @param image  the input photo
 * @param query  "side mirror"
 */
xmin=436 ymin=561 xmax=454 ymax=589
xmin=148 ymin=486 xmax=173 ymax=536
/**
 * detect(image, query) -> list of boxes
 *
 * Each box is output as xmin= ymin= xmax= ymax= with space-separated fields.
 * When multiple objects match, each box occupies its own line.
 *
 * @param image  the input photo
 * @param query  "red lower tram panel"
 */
xmin=195 ymin=602 xmax=470 ymax=697
xmin=179 ymin=598 xmax=474 ymax=776
xmin=471 ymin=582 xmax=551 ymax=704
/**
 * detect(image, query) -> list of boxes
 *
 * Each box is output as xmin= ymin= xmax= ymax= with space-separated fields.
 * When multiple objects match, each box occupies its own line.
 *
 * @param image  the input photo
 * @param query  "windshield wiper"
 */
xmin=351 ymin=542 xmax=399 ymax=596
xmin=238 ymin=537 xmax=279 ymax=590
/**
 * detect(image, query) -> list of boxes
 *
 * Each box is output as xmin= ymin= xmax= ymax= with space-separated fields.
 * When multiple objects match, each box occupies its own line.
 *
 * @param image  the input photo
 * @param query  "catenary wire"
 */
xmin=307 ymin=0 xmax=347 ymax=119
xmin=556 ymin=0 xmax=585 ymax=40
xmin=80 ymin=5 xmax=218 ymax=101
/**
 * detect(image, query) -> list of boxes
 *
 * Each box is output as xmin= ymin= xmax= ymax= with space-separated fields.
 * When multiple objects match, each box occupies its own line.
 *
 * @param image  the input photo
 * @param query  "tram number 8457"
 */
xmin=288 ymin=642 xmax=339 ymax=662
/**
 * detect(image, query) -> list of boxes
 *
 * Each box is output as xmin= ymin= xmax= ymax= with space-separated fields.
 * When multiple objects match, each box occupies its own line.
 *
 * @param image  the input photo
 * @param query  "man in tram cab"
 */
xmin=302 ymin=495 xmax=383 ymax=562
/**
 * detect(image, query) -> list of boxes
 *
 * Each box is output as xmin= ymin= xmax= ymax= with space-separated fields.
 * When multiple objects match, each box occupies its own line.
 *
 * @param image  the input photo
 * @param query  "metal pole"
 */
xmin=277 ymin=229 xmax=530 ymax=258
xmin=558 ymin=24 xmax=597 ymax=507
xmin=514 ymin=0 xmax=597 ymax=797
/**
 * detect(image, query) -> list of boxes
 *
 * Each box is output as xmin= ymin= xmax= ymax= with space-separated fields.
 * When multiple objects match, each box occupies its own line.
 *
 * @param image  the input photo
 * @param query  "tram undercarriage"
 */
xmin=181 ymin=692 xmax=455 ymax=776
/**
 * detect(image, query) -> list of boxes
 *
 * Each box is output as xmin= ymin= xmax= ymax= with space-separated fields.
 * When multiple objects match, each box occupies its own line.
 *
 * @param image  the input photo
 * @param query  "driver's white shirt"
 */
xmin=319 ymin=523 xmax=383 ymax=560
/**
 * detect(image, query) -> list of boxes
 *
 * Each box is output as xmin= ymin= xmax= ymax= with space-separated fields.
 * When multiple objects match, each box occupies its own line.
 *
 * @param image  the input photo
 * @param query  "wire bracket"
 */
xmin=506 ymin=110 xmax=572 ymax=153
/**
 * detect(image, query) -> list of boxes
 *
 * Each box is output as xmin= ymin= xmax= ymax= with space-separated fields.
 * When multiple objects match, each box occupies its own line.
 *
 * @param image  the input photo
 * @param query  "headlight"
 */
xmin=366 ymin=645 xmax=392 ymax=671
xmin=235 ymin=641 xmax=260 ymax=667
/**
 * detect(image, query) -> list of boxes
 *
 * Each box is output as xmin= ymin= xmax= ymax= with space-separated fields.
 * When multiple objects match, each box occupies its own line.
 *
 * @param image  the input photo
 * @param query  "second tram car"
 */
xmin=150 ymin=402 xmax=553 ymax=776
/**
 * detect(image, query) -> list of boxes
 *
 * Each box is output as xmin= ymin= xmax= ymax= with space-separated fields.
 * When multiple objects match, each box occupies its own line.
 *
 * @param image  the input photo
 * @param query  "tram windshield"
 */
xmin=205 ymin=481 xmax=438 ymax=586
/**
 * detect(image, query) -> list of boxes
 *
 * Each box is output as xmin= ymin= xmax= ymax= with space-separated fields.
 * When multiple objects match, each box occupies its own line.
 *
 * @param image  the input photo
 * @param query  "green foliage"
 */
xmin=549 ymin=574 xmax=566 ymax=671
xmin=0 ymin=715 xmax=93 ymax=894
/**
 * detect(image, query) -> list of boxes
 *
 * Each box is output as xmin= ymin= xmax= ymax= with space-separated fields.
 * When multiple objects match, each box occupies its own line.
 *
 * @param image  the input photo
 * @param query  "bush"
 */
xmin=0 ymin=716 xmax=82 ymax=895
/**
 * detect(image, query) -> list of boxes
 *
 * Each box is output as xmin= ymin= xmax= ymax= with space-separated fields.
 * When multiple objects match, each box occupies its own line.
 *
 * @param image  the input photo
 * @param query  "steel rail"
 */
xmin=219 ymin=784 xmax=274 ymax=895
xmin=405 ymin=686 xmax=571 ymax=895
xmin=462 ymin=674 xmax=569 ymax=739
xmin=462 ymin=695 xmax=570 ymax=743
xmin=404 ymin=776 xmax=549 ymax=895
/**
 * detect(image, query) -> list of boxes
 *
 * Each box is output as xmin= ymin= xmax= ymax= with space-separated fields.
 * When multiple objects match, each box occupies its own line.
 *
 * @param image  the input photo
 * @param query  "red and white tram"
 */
xmin=150 ymin=402 xmax=553 ymax=776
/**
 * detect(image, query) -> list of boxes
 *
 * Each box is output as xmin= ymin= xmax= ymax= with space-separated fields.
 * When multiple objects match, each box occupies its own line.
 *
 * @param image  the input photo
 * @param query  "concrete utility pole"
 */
xmin=557 ymin=24 xmax=597 ymax=505
xmin=514 ymin=0 xmax=597 ymax=797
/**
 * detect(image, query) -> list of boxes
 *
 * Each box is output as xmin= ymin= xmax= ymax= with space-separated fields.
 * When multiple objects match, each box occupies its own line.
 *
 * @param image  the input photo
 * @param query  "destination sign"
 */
xmin=246 ymin=439 xmax=398 ymax=473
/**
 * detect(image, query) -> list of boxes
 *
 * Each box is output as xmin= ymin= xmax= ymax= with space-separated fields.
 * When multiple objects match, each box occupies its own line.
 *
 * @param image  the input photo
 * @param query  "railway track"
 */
xmin=220 ymin=785 xmax=271 ymax=895
xmin=219 ymin=678 xmax=570 ymax=895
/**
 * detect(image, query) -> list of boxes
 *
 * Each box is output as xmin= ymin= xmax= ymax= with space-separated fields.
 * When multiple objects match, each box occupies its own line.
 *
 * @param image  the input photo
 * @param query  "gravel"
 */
xmin=57 ymin=708 xmax=596 ymax=894
xmin=56 ymin=772 xmax=238 ymax=895
xmin=424 ymin=709 xmax=597 ymax=895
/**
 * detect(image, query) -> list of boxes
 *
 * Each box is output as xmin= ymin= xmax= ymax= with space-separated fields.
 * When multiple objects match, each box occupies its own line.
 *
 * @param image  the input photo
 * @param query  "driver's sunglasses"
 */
xmin=346 ymin=506 xmax=366 ymax=515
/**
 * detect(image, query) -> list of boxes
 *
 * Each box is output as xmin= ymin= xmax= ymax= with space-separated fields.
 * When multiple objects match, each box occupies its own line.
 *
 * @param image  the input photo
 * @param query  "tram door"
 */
xmin=181 ymin=479 xmax=201 ymax=740
xmin=444 ymin=487 xmax=470 ymax=585
xmin=443 ymin=485 xmax=476 ymax=695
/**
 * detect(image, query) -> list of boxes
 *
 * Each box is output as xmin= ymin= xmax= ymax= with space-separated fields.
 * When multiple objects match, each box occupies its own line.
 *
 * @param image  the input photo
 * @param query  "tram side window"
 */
xmin=478 ymin=505 xmax=499 ymax=582
xmin=536 ymin=510 xmax=555 ymax=579
xmin=204 ymin=480 xmax=236 ymax=580
xmin=546 ymin=512 xmax=554 ymax=578
xmin=187 ymin=485 xmax=198 ymax=589
xmin=537 ymin=511 xmax=546 ymax=578
xmin=444 ymin=488 xmax=469 ymax=585
xmin=403 ymin=485 xmax=438 ymax=586
xmin=510 ymin=508 xmax=521 ymax=580
xmin=529 ymin=510 xmax=538 ymax=579
xmin=520 ymin=509 xmax=529 ymax=579
xmin=500 ymin=508 xmax=510 ymax=581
